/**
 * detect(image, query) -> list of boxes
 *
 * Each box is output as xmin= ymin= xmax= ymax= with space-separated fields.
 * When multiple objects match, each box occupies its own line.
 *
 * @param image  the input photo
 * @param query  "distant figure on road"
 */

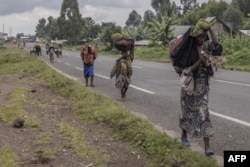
xmin=169 ymin=19 xmax=222 ymax=156
xmin=80 ymin=44 xmax=98 ymax=87
xmin=48 ymin=45 xmax=55 ymax=63
xmin=110 ymin=50 xmax=133 ymax=101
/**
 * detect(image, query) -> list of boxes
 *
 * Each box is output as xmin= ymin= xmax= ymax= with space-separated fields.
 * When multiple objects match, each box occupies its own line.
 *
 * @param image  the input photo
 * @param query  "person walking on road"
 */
xmin=80 ymin=44 xmax=98 ymax=87
xmin=169 ymin=19 xmax=222 ymax=156
xmin=110 ymin=50 xmax=133 ymax=101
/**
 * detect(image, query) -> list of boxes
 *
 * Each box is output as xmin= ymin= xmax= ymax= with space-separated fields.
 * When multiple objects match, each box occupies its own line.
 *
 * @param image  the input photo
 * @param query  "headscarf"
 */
xmin=190 ymin=19 xmax=210 ymax=37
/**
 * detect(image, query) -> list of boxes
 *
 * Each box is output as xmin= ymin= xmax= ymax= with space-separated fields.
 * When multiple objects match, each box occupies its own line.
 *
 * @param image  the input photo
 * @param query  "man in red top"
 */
xmin=80 ymin=44 xmax=98 ymax=87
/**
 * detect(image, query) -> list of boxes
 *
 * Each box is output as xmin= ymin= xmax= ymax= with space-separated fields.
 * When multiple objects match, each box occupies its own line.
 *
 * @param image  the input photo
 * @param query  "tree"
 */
xmin=180 ymin=0 xmax=200 ymax=14
xmin=222 ymin=0 xmax=244 ymax=32
xmin=35 ymin=18 xmax=47 ymax=38
xmin=16 ymin=33 xmax=24 ymax=39
xmin=45 ymin=16 xmax=54 ymax=39
xmin=180 ymin=0 xmax=229 ymax=25
xmin=49 ymin=18 xmax=61 ymax=41
xmin=148 ymin=16 xmax=174 ymax=47
xmin=126 ymin=10 xmax=142 ymax=27
xmin=151 ymin=0 xmax=173 ymax=17
xmin=123 ymin=25 xmax=150 ymax=40
xmin=237 ymin=0 xmax=250 ymax=17
xmin=204 ymin=0 xmax=228 ymax=19
xmin=99 ymin=22 xmax=122 ymax=50
xmin=142 ymin=10 xmax=156 ymax=27
xmin=82 ymin=17 xmax=101 ymax=41
xmin=57 ymin=0 xmax=82 ymax=44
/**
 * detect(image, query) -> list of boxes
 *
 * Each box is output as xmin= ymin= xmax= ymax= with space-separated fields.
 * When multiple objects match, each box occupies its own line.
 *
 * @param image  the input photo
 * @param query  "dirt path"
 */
xmin=0 ymin=73 xmax=147 ymax=167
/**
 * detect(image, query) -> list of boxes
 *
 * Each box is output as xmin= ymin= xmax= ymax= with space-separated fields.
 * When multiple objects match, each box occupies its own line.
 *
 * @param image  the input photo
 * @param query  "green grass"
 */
xmin=0 ymin=148 xmax=17 ymax=167
xmin=0 ymin=44 xmax=220 ymax=167
xmin=57 ymin=123 xmax=108 ymax=166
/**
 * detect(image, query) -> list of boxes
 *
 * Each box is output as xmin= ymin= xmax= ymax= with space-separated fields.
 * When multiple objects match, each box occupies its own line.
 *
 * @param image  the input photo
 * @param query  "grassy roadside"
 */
xmin=0 ymin=44 xmax=219 ymax=167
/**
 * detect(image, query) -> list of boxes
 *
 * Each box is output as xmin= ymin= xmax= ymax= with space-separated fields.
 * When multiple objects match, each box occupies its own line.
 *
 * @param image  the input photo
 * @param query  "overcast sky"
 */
xmin=0 ymin=0 xmax=209 ymax=37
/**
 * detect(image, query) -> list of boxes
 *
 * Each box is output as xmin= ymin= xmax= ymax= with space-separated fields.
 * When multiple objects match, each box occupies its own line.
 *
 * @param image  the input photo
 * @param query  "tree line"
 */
xmin=32 ymin=0 xmax=250 ymax=48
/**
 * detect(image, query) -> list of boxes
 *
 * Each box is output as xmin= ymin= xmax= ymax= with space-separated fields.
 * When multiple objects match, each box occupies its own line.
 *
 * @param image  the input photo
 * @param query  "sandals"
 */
xmin=204 ymin=149 xmax=214 ymax=156
xmin=181 ymin=138 xmax=191 ymax=147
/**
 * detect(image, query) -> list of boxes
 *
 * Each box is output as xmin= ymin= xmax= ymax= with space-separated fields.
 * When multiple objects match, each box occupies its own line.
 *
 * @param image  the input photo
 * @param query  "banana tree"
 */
xmin=147 ymin=16 xmax=174 ymax=47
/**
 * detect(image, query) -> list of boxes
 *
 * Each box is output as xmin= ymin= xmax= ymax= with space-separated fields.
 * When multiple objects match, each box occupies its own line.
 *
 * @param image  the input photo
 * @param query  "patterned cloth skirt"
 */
xmin=179 ymin=68 xmax=214 ymax=138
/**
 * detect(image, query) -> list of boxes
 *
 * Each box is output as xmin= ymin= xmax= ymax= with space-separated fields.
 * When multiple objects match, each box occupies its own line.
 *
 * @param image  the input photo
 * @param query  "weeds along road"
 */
xmin=26 ymin=43 xmax=250 ymax=162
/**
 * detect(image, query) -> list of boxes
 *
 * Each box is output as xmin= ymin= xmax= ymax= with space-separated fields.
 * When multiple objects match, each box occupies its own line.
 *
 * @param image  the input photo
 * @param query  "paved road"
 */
xmin=27 ymin=43 xmax=250 ymax=165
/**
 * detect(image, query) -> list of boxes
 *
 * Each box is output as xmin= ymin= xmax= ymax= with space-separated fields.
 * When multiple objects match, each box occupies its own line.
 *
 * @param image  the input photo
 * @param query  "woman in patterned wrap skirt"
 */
xmin=171 ymin=19 xmax=221 ymax=156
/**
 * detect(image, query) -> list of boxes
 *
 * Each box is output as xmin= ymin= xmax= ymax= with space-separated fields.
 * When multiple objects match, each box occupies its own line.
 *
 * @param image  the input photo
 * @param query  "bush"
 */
xmin=226 ymin=48 xmax=250 ymax=65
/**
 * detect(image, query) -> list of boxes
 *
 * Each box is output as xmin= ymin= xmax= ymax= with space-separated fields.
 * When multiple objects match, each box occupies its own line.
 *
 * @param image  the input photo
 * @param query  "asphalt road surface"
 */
xmin=26 ymin=43 xmax=250 ymax=165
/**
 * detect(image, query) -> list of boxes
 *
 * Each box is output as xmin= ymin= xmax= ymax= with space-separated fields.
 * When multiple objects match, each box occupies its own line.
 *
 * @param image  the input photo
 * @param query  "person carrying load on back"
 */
xmin=169 ymin=19 xmax=222 ymax=156
xmin=80 ymin=44 xmax=98 ymax=87
xmin=110 ymin=50 xmax=133 ymax=101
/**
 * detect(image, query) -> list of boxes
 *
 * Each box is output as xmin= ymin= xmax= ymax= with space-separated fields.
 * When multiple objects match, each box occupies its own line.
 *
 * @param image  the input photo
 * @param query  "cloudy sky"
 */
xmin=0 ymin=0 xmax=209 ymax=37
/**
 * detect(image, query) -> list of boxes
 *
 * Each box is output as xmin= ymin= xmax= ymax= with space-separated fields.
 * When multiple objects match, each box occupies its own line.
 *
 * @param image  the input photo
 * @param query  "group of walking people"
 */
xmin=80 ymin=19 xmax=223 ymax=157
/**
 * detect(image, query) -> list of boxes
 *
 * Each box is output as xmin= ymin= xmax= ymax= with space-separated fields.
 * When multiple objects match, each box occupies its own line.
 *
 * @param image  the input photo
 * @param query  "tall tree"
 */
xmin=222 ymin=0 xmax=244 ymax=32
xmin=45 ymin=16 xmax=54 ymax=39
xmin=151 ymin=0 xmax=173 ymax=17
xmin=57 ymin=0 xmax=82 ymax=44
xmin=180 ymin=0 xmax=199 ymax=14
xmin=35 ymin=18 xmax=47 ymax=38
xmin=126 ymin=10 xmax=142 ymax=27
xmin=49 ymin=18 xmax=61 ymax=40
xmin=100 ymin=22 xmax=122 ymax=50
xmin=83 ymin=17 xmax=95 ymax=40
xmin=142 ymin=10 xmax=156 ymax=27
xmin=237 ymin=0 xmax=250 ymax=17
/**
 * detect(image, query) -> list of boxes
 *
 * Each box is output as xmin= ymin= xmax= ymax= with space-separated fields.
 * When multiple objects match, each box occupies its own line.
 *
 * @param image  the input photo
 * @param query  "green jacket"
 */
xmin=110 ymin=56 xmax=132 ymax=79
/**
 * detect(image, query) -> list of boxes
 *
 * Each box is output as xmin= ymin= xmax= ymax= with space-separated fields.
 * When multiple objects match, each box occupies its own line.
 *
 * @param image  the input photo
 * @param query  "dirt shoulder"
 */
xmin=0 ymin=73 xmax=147 ymax=167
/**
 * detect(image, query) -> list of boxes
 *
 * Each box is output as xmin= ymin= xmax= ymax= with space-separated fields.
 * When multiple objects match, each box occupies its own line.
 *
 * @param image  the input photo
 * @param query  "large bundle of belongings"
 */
xmin=114 ymin=37 xmax=134 ymax=52
xmin=169 ymin=20 xmax=222 ymax=69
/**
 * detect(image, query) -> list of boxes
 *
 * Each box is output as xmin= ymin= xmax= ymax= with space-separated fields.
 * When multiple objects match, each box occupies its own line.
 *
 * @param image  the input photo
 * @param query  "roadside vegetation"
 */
xmin=0 ymin=44 xmax=220 ymax=166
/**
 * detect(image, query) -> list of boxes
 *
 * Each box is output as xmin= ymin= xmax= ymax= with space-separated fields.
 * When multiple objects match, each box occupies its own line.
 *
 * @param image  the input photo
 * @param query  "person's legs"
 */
xmin=204 ymin=137 xmax=214 ymax=156
xmin=90 ymin=76 xmax=95 ymax=87
xmin=120 ymin=87 xmax=127 ymax=101
xmin=89 ymin=65 xmax=95 ymax=87
xmin=85 ymin=77 xmax=89 ymax=86
xmin=83 ymin=65 xmax=90 ymax=86
xmin=181 ymin=129 xmax=191 ymax=147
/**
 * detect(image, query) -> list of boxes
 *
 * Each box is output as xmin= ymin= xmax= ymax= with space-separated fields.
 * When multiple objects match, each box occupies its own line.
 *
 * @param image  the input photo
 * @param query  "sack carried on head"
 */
xmin=114 ymin=37 xmax=134 ymax=51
